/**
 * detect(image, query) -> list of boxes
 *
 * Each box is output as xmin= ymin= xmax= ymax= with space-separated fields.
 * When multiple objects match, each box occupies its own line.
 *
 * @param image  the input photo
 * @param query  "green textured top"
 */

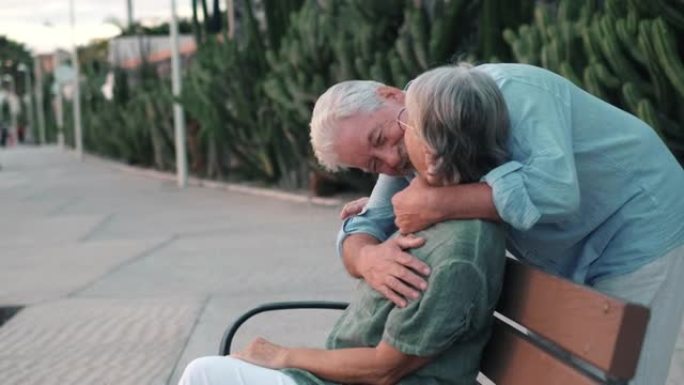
xmin=283 ymin=219 xmax=506 ymax=385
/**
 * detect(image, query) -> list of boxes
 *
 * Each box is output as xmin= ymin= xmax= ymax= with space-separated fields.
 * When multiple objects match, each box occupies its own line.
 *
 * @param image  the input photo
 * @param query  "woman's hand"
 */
xmin=391 ymin=178 xmax=443 ymax=234
xmin=232 ymin=337 xmax=289 ymax=369
xmin=340 ymin=197 xmax=370 ymax=219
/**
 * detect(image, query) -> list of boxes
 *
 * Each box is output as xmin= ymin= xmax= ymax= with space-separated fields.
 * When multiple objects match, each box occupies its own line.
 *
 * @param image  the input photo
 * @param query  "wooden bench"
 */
xmin=220 ymin=258 xmax=649 ymax=384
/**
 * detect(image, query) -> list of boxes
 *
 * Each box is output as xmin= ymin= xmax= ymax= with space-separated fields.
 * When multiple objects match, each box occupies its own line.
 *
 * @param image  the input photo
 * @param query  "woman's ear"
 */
xmin=424 ymin=150 xmax=460 ymax=186
xmin=424 ymin=150 xmax=443 ymax=186
xmin=376 ymin=86 xmax=405 ymax=103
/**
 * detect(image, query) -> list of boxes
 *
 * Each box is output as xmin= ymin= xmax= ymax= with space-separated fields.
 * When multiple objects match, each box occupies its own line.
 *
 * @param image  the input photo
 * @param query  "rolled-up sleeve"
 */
xmin=483 ymin=80 xmax=580 ymax=231
xmin=336 ymin=175 xmax=409 ymax=257
xmin=383 ymin=261 xmax=483 ymax=356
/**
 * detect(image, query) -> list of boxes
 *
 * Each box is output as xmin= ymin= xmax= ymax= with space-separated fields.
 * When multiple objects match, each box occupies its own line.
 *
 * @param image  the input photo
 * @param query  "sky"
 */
xmin=0 ymin=0 xmax=196 ymax=54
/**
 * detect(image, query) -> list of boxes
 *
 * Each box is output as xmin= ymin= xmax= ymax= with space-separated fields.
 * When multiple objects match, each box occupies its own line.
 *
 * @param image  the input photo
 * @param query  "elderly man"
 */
xmin=309 ymin=63 xmax=684 ymax=385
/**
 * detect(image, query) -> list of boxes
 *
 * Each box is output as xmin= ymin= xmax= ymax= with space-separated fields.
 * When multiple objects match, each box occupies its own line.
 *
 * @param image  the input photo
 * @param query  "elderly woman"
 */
xmin=178 ymin=66 xmax=510 ymax=385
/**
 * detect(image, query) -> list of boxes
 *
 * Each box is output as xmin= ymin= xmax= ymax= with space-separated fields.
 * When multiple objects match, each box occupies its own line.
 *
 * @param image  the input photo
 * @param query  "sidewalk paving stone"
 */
xmin=0 ymin=298 xmax=199 ymax=385
xmin=0 ymin=238 xmax=169 ymax=305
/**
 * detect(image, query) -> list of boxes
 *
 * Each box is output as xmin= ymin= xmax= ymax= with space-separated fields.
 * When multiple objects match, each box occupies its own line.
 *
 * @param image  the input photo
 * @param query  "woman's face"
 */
xmin=401 ymin=110 xmax=432 ymax=181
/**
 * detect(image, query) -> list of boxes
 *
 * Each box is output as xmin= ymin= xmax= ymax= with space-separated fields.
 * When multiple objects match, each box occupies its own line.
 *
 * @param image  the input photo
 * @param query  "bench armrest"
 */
xmin=220 ymin=301 xmax=349 ymax=355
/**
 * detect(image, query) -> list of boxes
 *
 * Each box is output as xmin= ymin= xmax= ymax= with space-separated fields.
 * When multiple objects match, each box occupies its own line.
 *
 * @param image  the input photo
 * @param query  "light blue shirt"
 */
xmin=338 ymin=63 xmax=684 ymax=284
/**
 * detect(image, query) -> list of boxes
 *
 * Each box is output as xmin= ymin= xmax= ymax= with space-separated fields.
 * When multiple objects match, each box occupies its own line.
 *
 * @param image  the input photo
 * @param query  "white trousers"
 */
xmin=592 ymin=244 xmax=684 ymax=385
xmin=178 ymin=356 xmax=296 ymax=385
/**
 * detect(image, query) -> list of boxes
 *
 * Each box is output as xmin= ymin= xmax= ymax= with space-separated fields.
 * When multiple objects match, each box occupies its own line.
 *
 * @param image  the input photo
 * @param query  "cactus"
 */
xmin=504 ymin=0 xmax=684 ymax=165
xmin=650 ymin=19 xmax=684 ymax=98
xmin=636 ymin=20 xmax=673 ymax=112
xmin=384 ymin=0 xmax=484 ymax=87
xmin=479 ymin=0 xmax=534 ymax=61
xmin=652 ymin=0 xmax=684 ymax=30
xmin=583 ymin=65 xmax=608 ymax=100
xmin=596 ymin=13 xmax=653 ymax=95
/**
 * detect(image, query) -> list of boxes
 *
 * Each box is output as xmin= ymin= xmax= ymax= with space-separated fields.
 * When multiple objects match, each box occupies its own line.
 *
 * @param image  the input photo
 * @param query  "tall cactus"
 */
xmin=479 ymin=0 xmax=534 ymax=60
xmin=504 ymin=0 xmax=684 ymax=164
xmin=384 ymin=0 xmax=483 ymax=88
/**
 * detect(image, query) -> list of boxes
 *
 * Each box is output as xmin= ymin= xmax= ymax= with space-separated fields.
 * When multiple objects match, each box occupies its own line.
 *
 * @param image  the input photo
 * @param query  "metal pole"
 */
xmin=8 ymin=77 xmax=17 ymax=145
xmin=34 ymin=58 xmax=46 ymax=144
xmin=56 ymin=86 xmax=65 ymax=149
xmin=0 ymin=81 xmax=4 ymax=126
xmin=54 ymin=51 xmax=65 ymax=150
xmin=69 ymin=0 xmax=83 ymax=160
xmin=170 ymin=0 xmax=188 ymax=188
xmin=227 ymin=0 xmax=235 ymax=39
xmin=127 ymin=0 xmax=134 ymax=29
xmin=20 ymin=66 xmax=35 ymax=143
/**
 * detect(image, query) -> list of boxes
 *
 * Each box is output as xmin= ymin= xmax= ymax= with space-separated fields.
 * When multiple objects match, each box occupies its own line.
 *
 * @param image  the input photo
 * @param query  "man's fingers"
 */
xmin=385 ymin=276 xmax=420 ymax=301
xmin=396 ymin=252 xmax=431 ymax=276
xmin=339 ymin=197 xmax=369 ymax=219
xmin=395 ymin=234 xmax=426 ymax=249
xmin=340 ymin=206 xmax=353 ymax=219
xmin=378 ymin=285 xmax=407 ymax=308
xmin=392 ymin=264 xmax=428 ymax=290
xmin=340 ymin=203 xmax=357 ymax=219
xmin=397 ymin=224 xmax=417 ymax=236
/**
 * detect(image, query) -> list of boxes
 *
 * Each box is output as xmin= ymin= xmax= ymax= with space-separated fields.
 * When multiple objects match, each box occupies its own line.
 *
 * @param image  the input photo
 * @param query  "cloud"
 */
xmin=0 ymin=22 xmax=121 ymax=53
xmin=0 ymin=0 xmax=195 ymax=53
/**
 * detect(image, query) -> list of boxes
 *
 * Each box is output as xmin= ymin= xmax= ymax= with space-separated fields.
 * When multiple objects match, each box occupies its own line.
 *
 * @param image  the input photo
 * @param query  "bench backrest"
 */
xmin=479 ymin=258 xmax=650 ymax=385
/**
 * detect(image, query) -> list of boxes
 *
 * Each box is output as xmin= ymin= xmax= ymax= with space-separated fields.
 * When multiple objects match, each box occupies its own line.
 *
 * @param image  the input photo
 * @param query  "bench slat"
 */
xmin=480 ymin=320 xmax=601 ymax=385
xmin=495 ymin=258 xmax=649 ymax=379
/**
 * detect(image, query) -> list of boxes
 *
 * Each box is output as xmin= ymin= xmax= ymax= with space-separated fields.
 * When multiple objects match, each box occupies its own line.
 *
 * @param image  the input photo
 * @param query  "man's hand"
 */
xmin=232 ymin=337 xmax=288 ymax=369
xmin=358 ymin=235 xmax=430 ymax=308
xmin=391 ymin=178 xmax=444 ymax=235
xmin=340 ymin=197 xmax=370 ymax=219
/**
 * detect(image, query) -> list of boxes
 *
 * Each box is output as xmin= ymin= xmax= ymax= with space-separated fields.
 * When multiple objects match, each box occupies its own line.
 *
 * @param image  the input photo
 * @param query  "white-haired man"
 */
xmin=310 ymin=63 xmax=684 ymax=385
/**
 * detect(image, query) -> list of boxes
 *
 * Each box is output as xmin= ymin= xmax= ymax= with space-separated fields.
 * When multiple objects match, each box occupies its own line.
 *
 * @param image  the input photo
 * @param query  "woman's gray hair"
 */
xmin=406 ymin=63 xmax=509 ymax=184
xmin=310 ymin=80 xmax=386 ymax=171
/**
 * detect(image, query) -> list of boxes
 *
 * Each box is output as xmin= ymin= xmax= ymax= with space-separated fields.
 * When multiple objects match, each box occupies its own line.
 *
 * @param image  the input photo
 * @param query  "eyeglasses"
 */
xmin=396 ymin=107 xmax=415 ymax=132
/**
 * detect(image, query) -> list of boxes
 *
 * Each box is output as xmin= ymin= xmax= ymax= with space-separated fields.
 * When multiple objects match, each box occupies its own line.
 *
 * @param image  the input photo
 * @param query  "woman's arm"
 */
xmin=234 ymin=338 xmax=430 ymax=385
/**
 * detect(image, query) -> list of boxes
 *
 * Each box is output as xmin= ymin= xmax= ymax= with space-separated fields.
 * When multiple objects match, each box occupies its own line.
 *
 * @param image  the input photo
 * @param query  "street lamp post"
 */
xmin=2 ymin=74 xmax=18 ymax=145
xmin=69 ymin=0 xmax=83 ymax=160
xmin=53 ymin=52 xmax=65 ymax=150
xmin=127 ymin=0 xmax=134 ymax=29
xmin=33 ymin=59 xmax=47 ymax=144
xmin=17 ymin=63 xmax=35 ymax=143
xmin=170 ymin=0 xmax=188 ymax=188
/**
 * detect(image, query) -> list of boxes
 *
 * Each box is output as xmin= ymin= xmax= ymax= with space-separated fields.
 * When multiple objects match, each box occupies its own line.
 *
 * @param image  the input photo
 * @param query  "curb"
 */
xmin=84 ymin=153 xmax=343 ymax=207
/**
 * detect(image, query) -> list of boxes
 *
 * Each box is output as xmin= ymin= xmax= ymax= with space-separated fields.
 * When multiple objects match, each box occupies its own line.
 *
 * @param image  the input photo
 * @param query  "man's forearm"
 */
xmin=341 ymin=233 xmax=380 ymax=278
xmin=431 ymin=183 xmax=501 ymax=222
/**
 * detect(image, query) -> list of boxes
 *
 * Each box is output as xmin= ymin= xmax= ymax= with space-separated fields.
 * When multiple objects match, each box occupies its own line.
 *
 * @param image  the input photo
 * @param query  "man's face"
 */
xmin=333 ymin=89 xmax=413 ymax=176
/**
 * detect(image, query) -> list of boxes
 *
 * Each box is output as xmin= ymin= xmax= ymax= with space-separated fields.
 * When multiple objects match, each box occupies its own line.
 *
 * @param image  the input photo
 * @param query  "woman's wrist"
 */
xmin=281 ymin=346 xmax=294 ymax=368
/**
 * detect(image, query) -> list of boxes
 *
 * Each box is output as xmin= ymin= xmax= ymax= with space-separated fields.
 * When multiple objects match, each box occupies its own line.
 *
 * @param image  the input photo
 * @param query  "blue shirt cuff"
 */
xmin=483 ymin=161 xmax=541 ymax=231
xmin=336 ymin=206 xmax=397 ymax=257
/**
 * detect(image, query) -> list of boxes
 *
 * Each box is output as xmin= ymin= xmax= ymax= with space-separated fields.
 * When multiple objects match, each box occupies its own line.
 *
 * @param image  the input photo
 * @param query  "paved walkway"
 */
xmin=0 ymin=147 xmax=681 ymax=385
xmin=0 ymin=147 xmax=354 ymax=385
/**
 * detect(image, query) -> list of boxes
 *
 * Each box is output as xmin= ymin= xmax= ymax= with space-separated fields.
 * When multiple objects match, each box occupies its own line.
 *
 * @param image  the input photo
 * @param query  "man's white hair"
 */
xmin=310 ymin=80 xmax=386 ymax=172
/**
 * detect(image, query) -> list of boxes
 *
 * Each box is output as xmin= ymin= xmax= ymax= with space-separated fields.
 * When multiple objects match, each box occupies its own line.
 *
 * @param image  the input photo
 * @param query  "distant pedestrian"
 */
xmin=0 ymin=123 xmax=8 ymax=147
